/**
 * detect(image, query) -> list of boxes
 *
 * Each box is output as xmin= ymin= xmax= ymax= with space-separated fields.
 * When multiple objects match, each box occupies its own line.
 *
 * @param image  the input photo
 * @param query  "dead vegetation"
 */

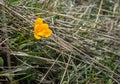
xmin=0 ymin=0 xmax=120 ymax=84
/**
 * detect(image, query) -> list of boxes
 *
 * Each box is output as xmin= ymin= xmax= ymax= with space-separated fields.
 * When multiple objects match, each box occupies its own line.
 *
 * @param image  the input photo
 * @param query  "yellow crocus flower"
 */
xmin=34 ymin=18 xmax=52 ymax=40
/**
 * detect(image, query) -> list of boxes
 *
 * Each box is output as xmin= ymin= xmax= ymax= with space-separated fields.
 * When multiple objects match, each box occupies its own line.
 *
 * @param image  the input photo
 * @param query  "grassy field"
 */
xmin=0 ymin=0 xmax=120 ymax=84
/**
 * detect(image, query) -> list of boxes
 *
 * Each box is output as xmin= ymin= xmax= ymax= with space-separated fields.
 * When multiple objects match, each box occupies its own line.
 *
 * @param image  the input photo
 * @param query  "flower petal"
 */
xmin=35 ymin=18 xmax=43 ymax=25
xmin=39 ymin=24 xmax=49 ymax=30
xmin=34 ymin=34 xmax=41 ymax=40
xmin=43 ymin=29 xmax=52 ymax=37
xmin=38 ymin=29 xmax=52 ymax=37
xmin=34 ymin=24 xmax=43 ymax=33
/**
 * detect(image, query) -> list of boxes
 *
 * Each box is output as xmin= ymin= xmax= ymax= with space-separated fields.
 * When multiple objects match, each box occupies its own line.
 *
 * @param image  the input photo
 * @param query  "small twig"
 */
xmin=40 ymin=54 xmax=61 ymax=83
xmin=60 ymin=54 xmax=72 ymax=84
xmin=0 ymin=38 xmax=9 ymax=46
xmin=94 ymin=0 xmax=103 ymax=28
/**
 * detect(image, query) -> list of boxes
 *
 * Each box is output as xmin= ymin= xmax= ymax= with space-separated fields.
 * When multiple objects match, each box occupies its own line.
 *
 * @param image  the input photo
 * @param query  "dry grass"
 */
xmin=0 ymin=0 xmax=120 ymax=84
